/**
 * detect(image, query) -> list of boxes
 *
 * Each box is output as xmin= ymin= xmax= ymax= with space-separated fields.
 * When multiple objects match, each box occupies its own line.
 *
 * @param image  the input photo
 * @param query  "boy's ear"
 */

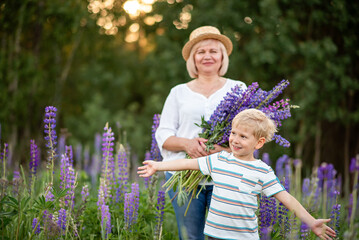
xmin=255 ymin=137 xmax=266 ymax=150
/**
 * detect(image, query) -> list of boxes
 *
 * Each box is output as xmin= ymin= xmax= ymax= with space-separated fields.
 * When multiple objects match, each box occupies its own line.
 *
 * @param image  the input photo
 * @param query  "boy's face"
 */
xmin=229 ymin=124 xmax=265 ymax=161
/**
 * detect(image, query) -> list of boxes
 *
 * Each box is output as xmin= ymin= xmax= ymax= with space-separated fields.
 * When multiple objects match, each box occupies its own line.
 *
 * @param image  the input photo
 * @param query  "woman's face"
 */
xmin=194 ymin=40 xmax=223 ymax=76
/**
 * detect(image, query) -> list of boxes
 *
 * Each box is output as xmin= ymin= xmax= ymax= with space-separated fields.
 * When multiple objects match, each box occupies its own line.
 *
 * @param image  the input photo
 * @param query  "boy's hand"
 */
xmin=137 ymin=160 xmax=157 ymax=177
xmin=310 ymin=219 xmax=336 ymax=239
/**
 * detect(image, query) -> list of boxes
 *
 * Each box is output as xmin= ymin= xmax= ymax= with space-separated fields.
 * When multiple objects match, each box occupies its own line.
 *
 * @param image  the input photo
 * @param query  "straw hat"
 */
xmin=182 ymin=26 xmax=233 ymax=61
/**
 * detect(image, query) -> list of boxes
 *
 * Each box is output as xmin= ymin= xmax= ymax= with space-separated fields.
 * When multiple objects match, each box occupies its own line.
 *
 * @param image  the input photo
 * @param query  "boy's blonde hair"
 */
xmin=186 ymin=39 xmax=229 ymax=79
xmin=232 ymin=109 xmax=277 ymax=142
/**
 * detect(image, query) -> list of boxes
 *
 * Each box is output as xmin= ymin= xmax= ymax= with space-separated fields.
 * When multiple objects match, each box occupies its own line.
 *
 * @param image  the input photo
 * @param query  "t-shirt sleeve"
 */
xmin=261 ymin=167 xmax=285 ymax=197
xmin=197 ymin=155 xmax=213 ymax=176
xmin=155 ymin=88 xmax=179 ymax=152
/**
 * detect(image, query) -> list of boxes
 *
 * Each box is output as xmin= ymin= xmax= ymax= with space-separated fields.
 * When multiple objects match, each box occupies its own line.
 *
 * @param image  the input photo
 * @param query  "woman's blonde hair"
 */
xmin=232 ymin=109 xmax=277 ymax=142
xmin=186 ymin=39 xmax=229 ymax=79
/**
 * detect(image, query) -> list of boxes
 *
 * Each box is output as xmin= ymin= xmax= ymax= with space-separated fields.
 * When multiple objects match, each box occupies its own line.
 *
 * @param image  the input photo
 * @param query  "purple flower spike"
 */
xmin=124 ymin=183 xmax=140 ymax=230
xmin=262 ymin=152 xmax=271 ymax=165
xmin=81 ymin=185 xmax=90 ymax=203
xmin=100 ymin=204 xmax=111 ymax=238
xmin=60 ymin=153 xmax=76 ymax=207
xmin=45 ymin=190 xmax=54 ymax=202
xmin=155 ymin=190 xmax=165 ymax=238
xmin=116 ymin=145 xmax=128 ymax=202
xmin=29 ymin=140 xmax=40 ymax=182
xmin=32 ymin=218 xmax=41 ymax=234
xmin=101 ymin=124 xmax=115 ymax=193
xmin=300 ymin=222 xmax=310 ymax=239
xmin=350 ymin=157 xmax=359 ymax=173
xmin=57 ymin=208 xmax=67 ymax=233
xmin=302 ymin=178 xmax=311 ymax=197
xmin=150 ymin=114 xmax=162 ymax=162
xmin=44 ymin=106 xmax=57 ymax=182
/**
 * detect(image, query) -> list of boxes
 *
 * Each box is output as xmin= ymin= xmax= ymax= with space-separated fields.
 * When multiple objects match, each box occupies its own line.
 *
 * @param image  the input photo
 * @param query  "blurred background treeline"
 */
xmin=0 ymin=0 xmax=358 ymax=195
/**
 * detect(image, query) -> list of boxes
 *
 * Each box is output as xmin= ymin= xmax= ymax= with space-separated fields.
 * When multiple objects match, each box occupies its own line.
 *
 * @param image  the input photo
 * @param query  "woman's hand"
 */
xmin=185 ymin=137 xmax=208 ymax=158
xmin=208 ymin=144 xmax=231 ymax=155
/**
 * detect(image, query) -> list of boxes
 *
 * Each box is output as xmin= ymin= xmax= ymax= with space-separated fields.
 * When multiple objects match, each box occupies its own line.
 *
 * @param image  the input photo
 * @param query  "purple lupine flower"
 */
xmin=81 ymin=184 xmax=90 ymax=203
xmin=101 ymin=124 xmax=115 ymax=195
xmin=300 ymin=222 xmax=310 ymax=239
xmin=65 ymin=145 xmax=74 ymax=165
xmin=116 ymin=145 xmax=128 ymax=203
xmin=97 ymin=177 xmax=109 ymax=208
xmin=101 ymin=204 xmax=111 ymax=237
xmin=44 ymin=106 xmax=57 ymax=173
xmin=302 ymin=178 xmax=311 ymax=198
xmin=124 ymin=192 xmax=134 ymax=229
xmin=60 ymin=154 xmax=69 ymax=188
xmin=150 ymin=114 xmax=162 ymax=162
xmin=13 ymin=170 xmax=20 ymax=180
xmin=253 ymin=149 xmax=259 ymax=159
xmin=154 ymin=190 xmax=165 ymax=238
xmin=60 ymin=153 xmax=76 ymax=207
xmin=32 ymin=217 xmax=41 ymax=234
xmin=318 ymin=162 xmax=337 ymax=213
xmin=262 ymin=152 xmax=271 ymax=165
xmin=260 ymin=226 xmax=272 ymax=240
xmin=143 ymin=151 xmax=152 ymax=189
xmin=318 ymin=163 xmax=336 ymax=186
xmin=275 ymin=154 xmax=289 ymax=182
xmin=284 ymin=161 xmax=292 ymax=192
xmin=124 ymin=183 xmax=140 ymax=230
xmin=259 ymin=195 xmax=277 ymax=236
xmin=131 ymin=183 xmax=140 ymax=223
xmin=199 ymin=80 xmax=292 ymax=150
xmin=30 ymin=140 xmax=40 ymax=182
xmin=330 ymin=191 xmax=341 ymax=235
xmin=45 ymin=189 xmax=54 ymax=202
xmin=12 ymin=170 xmax=21 ymax=196
xmin=57 ymin=208 xmax=67 ymax=233
xmin=277 ymin=201 xmax=289 ymax=237
xmin=350 ymin=157 xmax=359 ymax=173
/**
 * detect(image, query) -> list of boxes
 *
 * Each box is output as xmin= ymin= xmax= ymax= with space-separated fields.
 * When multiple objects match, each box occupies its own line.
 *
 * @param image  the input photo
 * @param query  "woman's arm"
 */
xmin=162 ymin=136 xmax=208 ymax=158
xmin=274 ymin=191 xmax=336 ymax=239
xmin=137 ymin=158 xmax=199 ymax=178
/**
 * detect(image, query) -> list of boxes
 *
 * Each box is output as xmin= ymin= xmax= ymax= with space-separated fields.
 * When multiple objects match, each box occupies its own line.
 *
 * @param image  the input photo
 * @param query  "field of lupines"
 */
xmin=0 ymin=106 xmax=358 ymax=239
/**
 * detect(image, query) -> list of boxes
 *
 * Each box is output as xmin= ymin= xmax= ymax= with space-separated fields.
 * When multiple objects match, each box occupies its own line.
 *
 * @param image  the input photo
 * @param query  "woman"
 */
xmin=156 ymin=26 xmax=246 ymax=240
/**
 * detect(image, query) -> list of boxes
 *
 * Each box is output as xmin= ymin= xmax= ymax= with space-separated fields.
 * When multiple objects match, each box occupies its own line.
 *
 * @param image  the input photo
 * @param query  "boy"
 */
xmin=138 ymin=109 xmax=336 ymax=240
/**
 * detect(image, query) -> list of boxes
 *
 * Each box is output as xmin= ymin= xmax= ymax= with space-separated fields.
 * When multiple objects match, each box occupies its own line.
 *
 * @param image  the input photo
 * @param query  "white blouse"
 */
xmin=155 ymin=78 xmax=247 ymax=170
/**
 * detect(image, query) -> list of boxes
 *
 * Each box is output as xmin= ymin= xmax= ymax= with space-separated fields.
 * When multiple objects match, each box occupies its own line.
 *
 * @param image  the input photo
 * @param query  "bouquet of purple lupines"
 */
xmin=163 ymin=79 xmax=297 ymax=211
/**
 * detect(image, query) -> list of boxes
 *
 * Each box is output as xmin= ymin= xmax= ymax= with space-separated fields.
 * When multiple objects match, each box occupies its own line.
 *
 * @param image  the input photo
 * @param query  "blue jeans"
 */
xmin=165 ymin=172 xmax=213 ymax=240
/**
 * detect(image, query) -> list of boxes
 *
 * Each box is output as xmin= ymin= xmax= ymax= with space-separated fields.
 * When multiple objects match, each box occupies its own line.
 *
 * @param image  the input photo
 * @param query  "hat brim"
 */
xmin=182 ymin=33 xmax=233 ymax=61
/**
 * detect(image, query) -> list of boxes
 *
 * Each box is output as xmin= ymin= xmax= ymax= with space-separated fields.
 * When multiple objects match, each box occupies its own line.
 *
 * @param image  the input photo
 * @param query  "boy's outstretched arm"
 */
xmin=274 ymin=191 xmax=336 ymax=240
xmin=137 ymin=158 xmax=199 ymax=178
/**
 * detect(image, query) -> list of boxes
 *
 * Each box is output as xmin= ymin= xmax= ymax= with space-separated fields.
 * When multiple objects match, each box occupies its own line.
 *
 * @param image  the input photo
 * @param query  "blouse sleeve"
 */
xmin=155 ymin=87 xmax=179 ymax=152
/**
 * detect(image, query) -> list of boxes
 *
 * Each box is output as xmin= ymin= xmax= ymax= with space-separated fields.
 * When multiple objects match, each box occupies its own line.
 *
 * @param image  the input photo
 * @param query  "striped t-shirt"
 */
xmin=197 ymin=151 xmax=285 ymax=240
